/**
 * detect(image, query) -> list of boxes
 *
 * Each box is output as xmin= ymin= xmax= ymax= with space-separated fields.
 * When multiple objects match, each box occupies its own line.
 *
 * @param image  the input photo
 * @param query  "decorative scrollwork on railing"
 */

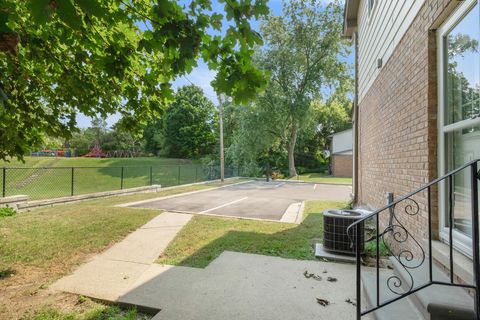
xmin=380 ymin=197 xmax=426 ymax=295
xmin=403 ymin=198 xmax=420 ymax=216
xmin=386 ymin=275 xmax=406 ymax=295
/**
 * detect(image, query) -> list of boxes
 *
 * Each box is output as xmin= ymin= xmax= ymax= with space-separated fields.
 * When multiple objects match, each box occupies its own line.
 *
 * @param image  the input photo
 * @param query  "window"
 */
xmin=437 ymin=0 xmax=480 ymax=256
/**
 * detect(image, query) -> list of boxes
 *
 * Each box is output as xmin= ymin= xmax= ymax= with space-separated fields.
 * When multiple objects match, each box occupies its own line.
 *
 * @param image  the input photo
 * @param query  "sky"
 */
xmin=76 ymin=0 xmax=344 ymax=128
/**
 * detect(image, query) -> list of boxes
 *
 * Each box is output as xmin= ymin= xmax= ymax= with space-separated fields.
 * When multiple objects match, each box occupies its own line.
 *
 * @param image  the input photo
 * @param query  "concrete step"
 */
xmin=361 ymin=271 xmax=423 ymax=320
xmin=389 ymin=256 xmax=475 ymax=320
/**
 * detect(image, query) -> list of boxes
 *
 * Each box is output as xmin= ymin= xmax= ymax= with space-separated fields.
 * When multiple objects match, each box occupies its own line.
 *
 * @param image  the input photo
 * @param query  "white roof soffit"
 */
xmin=343 ymin=0 xmax=359 ymax=38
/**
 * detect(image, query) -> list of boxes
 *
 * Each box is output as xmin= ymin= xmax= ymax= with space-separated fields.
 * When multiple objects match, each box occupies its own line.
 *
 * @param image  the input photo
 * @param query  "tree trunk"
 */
xmin=287 ymin=122 xmax=298 ymax=177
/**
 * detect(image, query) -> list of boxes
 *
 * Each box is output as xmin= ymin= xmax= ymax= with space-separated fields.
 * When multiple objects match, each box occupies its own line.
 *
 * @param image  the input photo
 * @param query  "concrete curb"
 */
xmin=17 ymin=185 xmax=162 ymax=211
xmin=280 ymin=202 xmax=304 ymax=224
xmin=12 ymin=177 xmax=248 ymax=211
xmin=250 ymin=177 xmax=352 ymax=186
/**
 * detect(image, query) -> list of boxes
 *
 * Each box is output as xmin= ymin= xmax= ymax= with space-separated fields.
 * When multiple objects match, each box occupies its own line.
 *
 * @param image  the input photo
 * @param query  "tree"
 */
xmin=0 ymin=0 xmax=269 ymax=160
xmin=144 ymin=85 xmax=218 ymax=158
xmin=256 ymin=0 xmax=351 ymax=176
xmin=69 ymin=128 xmax=96 ymax=155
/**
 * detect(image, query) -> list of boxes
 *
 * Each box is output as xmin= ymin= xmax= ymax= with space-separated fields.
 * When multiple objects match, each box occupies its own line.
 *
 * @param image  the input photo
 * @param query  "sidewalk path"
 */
xmin=50 ymin=212 xmax=192 ymax=301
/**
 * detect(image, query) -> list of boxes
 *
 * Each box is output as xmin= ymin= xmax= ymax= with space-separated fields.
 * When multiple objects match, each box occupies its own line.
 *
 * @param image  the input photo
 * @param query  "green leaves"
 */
xmin=56 ymin=0 xmax=82 ymax=30
xmin=0 ymin=0 xmax=269 ymax=160
xmin=75 ymin=0 xmax=107 ymax=18
xmin=27 ymin=0 xmax=52 ymax=25
xmin=144 ymin=85 xmax=217 ymax=158
xmin=226 ymin=0 xmax=352 ymax=174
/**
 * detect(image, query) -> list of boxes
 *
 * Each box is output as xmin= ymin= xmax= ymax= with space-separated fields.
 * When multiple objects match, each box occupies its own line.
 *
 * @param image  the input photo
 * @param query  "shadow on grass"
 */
xmin=159 ymin=206 xmax=332 ymax=268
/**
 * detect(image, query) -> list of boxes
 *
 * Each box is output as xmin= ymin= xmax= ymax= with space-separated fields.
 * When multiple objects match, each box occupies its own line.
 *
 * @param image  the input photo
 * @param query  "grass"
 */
xmin=291 ymin=172 xmax=352 ymax=185
xmin=0 ymin=180 xmax=241 ymax=318
xmin=1 ymin=156 xmax=195 ymax=167
xmin=0 ymin=157 xmax=234 ymax=200
xmin=364 ymin=240 xmax=390 ymax=258
xmin=157 ymin=200 xmax=347 ymax=268
xmin=24 ymin=303 xmax=141 ymax=320
xmin=0 ymin=205 xmax=159 ymax=268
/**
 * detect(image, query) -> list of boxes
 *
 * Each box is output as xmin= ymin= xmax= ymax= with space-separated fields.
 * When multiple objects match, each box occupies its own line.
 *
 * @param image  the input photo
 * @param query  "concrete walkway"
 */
xmin=51 ymin=212 xmax=192 ymax=301
xmin=52 ymin=211 xmax=360 ymax=319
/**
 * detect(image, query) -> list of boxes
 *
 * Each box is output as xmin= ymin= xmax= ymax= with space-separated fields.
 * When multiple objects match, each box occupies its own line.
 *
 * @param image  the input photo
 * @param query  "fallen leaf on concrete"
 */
xmin=304 ymin=270 xmax=322 ymax=281
xmin=345 ymin=298 xmax=357 ymax=306
xmin=327 ymin=277 xmax=337 ymax=282
xmin=316 ymin=298 xmax=330 ymax=306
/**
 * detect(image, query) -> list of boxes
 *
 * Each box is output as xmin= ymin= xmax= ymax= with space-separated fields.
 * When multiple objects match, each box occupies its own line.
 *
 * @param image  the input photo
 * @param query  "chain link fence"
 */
xmin=0 ymin=164 xmax=259 ymax=201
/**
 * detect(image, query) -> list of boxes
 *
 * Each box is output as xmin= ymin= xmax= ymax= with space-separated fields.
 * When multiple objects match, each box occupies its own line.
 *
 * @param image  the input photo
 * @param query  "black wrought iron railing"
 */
xmin=347 ymin=159 xmax=480 ymax=319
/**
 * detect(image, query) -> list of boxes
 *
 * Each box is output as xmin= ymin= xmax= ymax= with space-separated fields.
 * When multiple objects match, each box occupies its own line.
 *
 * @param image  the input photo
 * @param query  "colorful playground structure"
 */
xmin=31 ymin=149 xmax=73 ymax=157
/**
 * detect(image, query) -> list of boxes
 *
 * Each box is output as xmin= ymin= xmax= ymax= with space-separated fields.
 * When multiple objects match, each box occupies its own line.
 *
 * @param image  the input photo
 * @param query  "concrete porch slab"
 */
xmin=120 ymin=252 xmax=359 ymax=320
xmin=315 ymin=243 xmax=357 ymax=263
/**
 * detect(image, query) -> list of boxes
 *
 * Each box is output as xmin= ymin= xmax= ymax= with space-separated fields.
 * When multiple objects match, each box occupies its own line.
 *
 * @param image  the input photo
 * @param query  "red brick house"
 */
xmin=343 ymin=0 xmax=480 ymax=318
xmin=329 ymin=128 xmax=353 ymax=177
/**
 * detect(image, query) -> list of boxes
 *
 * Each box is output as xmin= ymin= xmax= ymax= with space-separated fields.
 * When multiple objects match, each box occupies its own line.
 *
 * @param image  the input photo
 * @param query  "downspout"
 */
xmin=353 ymin=31 xmax=359 ymax=204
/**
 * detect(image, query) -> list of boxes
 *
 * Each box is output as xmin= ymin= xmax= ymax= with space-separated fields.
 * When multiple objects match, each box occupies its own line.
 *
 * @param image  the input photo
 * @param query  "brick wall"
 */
xmin=331 ymin=154 xmax=353 ymax=178
xmin=356 ymin=0 xmax=458 ymax=256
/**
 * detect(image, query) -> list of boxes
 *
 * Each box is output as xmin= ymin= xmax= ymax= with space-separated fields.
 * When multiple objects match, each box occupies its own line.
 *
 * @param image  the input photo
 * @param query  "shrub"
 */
xmin=0 ymin=206 xmax=16 ymax=217
xmin=364 ymin=240 xmax=390 ymax=258
xmin=271 ymin=171 xmax=285 ymax=180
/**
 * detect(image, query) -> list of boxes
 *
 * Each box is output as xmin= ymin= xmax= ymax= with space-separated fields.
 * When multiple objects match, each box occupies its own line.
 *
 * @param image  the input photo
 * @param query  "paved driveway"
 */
xmin=123 ymin=180 xmax=351 ymax=221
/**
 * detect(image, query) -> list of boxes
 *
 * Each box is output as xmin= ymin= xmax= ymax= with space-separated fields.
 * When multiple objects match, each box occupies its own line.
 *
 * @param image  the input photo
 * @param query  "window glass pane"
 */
xmin=445 ymin=124 xmax=480 ymax=237
xmin=445 ymin=3 xmax=480 ymax=125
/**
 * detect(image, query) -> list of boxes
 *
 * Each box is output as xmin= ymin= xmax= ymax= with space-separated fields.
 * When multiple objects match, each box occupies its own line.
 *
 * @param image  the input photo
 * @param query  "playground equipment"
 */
xmin=31 ymin=149 xmax=72 ymax=157
xmin=83 ymin=144 xmax=107 ymax=158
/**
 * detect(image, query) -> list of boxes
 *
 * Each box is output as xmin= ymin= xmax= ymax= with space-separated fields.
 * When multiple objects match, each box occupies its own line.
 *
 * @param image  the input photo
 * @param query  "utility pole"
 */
xmin=219 ymin=97 xmax=225 ymax=182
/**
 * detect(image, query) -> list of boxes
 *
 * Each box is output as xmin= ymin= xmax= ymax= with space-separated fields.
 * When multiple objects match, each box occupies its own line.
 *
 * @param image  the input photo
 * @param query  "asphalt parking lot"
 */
xmin=123 ymin=180 xmax=352 ymax=222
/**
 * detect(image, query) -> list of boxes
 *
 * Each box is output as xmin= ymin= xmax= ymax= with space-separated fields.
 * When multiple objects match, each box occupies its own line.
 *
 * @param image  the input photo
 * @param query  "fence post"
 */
xmin=120 ymin=167 xmax=124 ymax=190
xmin=150 ymin=166 xmax=153 ymax=186
xmin=177 ymin=166 xmax=181 ymax=185
xmin=2 ymin=167 xmax=5 ymax=197
xmin=71 ymin=167 xmax=74 ymax=196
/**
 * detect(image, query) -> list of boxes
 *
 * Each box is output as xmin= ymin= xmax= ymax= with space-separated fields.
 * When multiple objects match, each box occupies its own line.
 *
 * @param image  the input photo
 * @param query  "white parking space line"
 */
xmin=275 ymin=182 xmax=286 ymax=188
xmin=201 ymin=197 xmax=249 ymax=213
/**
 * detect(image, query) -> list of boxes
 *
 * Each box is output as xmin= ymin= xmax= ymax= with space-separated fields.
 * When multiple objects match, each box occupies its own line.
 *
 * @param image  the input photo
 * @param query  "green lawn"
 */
xmin=0 ymin=157 xmax=236 ymax=200
xmin=23 ymin=303 xmax=140 ymax=320
xmin=157 ymin=200 xmax=347 ymax=268
xmin=0 ymin=201 xmax=159 ymax=269
xmin=291 ymin=172 xmax=352 ymax=185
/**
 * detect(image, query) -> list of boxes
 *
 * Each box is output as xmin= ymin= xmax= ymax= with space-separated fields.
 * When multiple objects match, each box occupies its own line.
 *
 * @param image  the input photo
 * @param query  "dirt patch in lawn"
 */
xmin=0 ymin=255 xmax=98 ymax=319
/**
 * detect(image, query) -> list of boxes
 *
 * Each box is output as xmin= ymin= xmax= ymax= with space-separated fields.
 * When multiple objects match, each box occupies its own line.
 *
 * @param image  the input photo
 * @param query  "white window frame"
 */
xmin=437 ymin=0 xmax=480 ymax=257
